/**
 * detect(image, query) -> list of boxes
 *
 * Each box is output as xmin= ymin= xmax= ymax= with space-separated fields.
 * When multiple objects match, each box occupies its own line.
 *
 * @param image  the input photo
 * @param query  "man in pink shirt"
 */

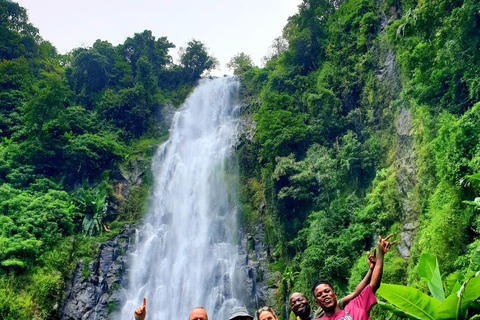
xmin=312 ymin=234 xmax=396 ymax=320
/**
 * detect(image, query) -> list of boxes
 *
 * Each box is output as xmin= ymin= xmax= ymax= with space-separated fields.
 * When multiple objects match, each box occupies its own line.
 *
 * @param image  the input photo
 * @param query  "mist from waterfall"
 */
xmin=119 ymin=77 xmax=243 ymax=320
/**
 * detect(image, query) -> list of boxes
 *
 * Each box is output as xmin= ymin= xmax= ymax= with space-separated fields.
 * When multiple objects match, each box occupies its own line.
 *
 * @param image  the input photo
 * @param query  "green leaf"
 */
xmin=1 ymin=258 xmax=25 ymax=268
xmin=438 ymin=275 xmax=480 ymax=320
xmin=451 ymin=281 xmax=461 ymax=296
xmin=377 ymin=283 xmax=440 ymax=320
xmin=469 ymin=243 xmax=480 ymax=273
xmin=437 ymin=292 xmax=460 ymax=320
xmin=376 ymin=301 xmax=423 ymax=320
xmin=446 ymin=273 xmax=463 ymax=294
xmin=462 ymin=173 xmax=480 ymax=185
xmin=418 ymin=252 xmax=445 ymax=301
xmin=464 ymin=275 xmax=480 ymax=301
xmin=463 ymin=199 xmax=480 ymax=210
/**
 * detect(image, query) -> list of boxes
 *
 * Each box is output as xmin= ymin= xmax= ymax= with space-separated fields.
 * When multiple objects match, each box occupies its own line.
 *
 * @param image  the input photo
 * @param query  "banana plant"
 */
xmin=377 ymin=249 xmax=480 ymax=319
xmin=76 ymin=187 xmax=109 ymax=236
xmin=461 ymin=173 xmax=480 ymax=211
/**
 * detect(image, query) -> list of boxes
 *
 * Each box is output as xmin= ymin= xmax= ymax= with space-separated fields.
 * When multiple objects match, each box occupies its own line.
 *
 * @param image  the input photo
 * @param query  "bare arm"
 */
xmin=370 ymin=234 xmax=396 ymax=293
xmin=342 ymin=250 xmax=376 ymax=305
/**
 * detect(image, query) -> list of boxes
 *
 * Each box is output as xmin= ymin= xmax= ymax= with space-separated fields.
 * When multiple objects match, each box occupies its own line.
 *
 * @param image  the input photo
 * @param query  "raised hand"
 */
xmin=377 ymin=234 xmax=396 ymax=255
xmin=366 ymin=248 xmax=376 ymax=269
xmin=134 ymin=297 xmax=146 ymax=320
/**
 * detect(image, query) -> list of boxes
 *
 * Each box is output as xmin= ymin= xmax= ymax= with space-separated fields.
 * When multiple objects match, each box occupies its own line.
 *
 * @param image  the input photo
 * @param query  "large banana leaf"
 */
xmin=377 ymin=284 xmax=441 ymax=320
xmin=437 ymin=292 xmax=461 ymax=320
xmin=418 ymin=253 xmax=445 ymax=301
xmin=436 ymin=275 xmax=480 ymax=320
xmin=446 ymin=273 xmax=463 ymax=294
xmin=469 ymin=243 xmax=480 ymax=273
xmin=464 ymin=274 xmax=480 ymax=301
xmin=377 ymin=301 xmax=423 ymax=320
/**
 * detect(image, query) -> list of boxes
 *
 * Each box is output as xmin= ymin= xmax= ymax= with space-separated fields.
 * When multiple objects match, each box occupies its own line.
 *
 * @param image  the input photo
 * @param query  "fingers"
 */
xmin=134 ymin=306 xmax=145 ymax=315
xmin=377 ymin=233 xmax=397 ymax=253
xmin=367 ymin=251 xmax=371 ymax=258
xmin=373 ymin=248 xmax=376 ymax=257
xmin=386 ymin=240 xmax=397 ymax=249
xmin=134 ymin=298 xmax=146 ymax=315
xmin=384 ymin=234 xmax=393 ymax=241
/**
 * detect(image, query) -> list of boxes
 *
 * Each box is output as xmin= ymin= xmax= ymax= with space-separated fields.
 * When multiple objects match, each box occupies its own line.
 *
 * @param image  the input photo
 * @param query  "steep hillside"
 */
xmin=235 ymin=0 xmax=480 ymax=318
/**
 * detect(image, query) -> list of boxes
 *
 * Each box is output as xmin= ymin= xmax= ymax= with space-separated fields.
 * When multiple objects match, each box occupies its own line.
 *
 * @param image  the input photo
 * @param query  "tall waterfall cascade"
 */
xmin=119 ymin=77 xmax=244 ymax=320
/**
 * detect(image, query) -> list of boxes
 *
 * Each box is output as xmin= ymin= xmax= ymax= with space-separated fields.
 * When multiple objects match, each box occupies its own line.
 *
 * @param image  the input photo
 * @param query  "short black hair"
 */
xmin=311 ymin=279 xmax=334 ymax=296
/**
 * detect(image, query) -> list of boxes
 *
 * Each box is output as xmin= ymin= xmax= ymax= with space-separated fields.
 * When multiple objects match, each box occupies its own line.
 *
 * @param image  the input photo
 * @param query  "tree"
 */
xmin=123 ymin=30 xmax=174 ymax=78
xmin=97 ymin=86 xmax=151 ymax=138
xmin=179 ymin=39 xmax=218 ymax=82
xmin=0 ymin=0 xmax=39 ymax=60
xmin=262 ymin=36 xmax=288 ymax=65
xmin=68 ymin=49 xmax=109 ymax=97
xmin=23 ymin=75 xmax=70 ymax=140
xmin=227 ymin=52 xmax=254 ymax=75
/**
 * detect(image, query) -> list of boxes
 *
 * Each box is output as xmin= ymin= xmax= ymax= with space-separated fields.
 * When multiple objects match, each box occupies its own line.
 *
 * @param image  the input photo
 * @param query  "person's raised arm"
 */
xmin=342 ymin=250 xmax=376 ymax=305
xmin=370 ymin=234 xmax=396 ymax=293
xmin=134 ymin=297 xmax=146 ymax=320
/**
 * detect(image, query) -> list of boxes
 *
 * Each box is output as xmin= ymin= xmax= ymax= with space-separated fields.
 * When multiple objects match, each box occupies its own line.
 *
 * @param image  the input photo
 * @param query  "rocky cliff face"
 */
xmin=395 ymin=105 xmax=418 ymax=259
xmin=59 ymin=225 xmax=135 ymax=320
xmin=377 ymin=5 xmax=419 ymax=260
xmin=234 ymin=225 xmax=279 ymax=312
xmin=59 ymin=224 xmax=276 ymax=320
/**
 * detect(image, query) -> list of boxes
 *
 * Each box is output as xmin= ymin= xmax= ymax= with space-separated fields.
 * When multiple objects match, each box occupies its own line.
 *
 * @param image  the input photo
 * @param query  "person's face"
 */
xmin=289 ymin=293 xmax=311 ymax=318
xmin=189 ymin=308 xmax=208 ymax=320
xmin=258 ymin=311 xmax=277 ymax=320
xmin=313 ymin=284 xmax=337 ymax=311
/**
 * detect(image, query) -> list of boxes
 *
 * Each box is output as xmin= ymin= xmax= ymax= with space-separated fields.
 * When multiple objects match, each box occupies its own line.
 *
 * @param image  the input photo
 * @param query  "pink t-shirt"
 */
xmin=314 ymin=285 xmax=377 ymax=320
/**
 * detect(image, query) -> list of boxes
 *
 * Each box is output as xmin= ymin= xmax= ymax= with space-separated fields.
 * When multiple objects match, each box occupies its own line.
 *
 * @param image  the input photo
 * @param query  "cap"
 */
xmin=228 ymin=306 xmax=253 ymax=320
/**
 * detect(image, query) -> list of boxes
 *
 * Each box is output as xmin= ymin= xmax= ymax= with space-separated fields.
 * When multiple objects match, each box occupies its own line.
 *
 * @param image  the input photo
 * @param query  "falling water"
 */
xmin=119 ymin=77 xmax=243 ymax=320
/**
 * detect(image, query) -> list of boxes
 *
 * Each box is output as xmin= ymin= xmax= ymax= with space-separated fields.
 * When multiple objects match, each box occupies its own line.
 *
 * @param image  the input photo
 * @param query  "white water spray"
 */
xmin=119 ymin=77 xmax=243 ymax=320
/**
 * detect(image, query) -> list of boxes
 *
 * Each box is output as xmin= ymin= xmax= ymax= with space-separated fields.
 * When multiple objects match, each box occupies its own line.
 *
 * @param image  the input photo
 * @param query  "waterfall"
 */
xmin=119 ymin=77 xmax=243 ymax=320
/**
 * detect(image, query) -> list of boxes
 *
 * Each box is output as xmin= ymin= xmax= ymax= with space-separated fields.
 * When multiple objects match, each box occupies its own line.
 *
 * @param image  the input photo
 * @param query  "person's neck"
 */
xmin=299 ymin=309 xmax=311 ymax=320
xmin=324 ymin=305 xmax=341 ymax=318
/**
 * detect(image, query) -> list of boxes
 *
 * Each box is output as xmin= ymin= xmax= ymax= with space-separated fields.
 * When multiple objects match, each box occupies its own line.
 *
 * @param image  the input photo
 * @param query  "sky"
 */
xmin=16 ymin=0 xmax=302 ymax=76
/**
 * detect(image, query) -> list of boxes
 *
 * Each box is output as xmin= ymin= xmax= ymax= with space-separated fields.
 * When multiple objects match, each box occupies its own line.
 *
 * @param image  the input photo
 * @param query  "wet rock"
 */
xmin=59 ymin=225 xmax=135 ymax=320
xmin=395 ymin=105 xmax=419 ymax=259
xmin=234 ymin=225 xmax=277 ymax=311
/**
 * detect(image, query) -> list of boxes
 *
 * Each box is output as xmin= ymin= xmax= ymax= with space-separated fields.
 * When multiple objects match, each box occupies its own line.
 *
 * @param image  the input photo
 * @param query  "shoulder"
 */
xmin=315 ymin=310 xmax=346 ymax=320
xmin=346 ymin=285 xmax=377 ymax=311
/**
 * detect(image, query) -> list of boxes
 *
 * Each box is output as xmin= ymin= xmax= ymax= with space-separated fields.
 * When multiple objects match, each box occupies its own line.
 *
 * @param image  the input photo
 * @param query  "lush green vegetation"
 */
xmin=0 ymin=1 xmax=218 ymax=319
xmin=377 ymin=251 xmax=480 ymax=319
xmin=235 ymin=0 xmax=480 ymax=318
xmin=2 ymin=0 xmax=480 ymax=318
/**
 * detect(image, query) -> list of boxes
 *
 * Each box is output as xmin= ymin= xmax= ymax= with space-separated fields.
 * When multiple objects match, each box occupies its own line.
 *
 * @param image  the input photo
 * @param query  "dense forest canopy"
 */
xmin=1 ymin=0 xmax=480 ymax=318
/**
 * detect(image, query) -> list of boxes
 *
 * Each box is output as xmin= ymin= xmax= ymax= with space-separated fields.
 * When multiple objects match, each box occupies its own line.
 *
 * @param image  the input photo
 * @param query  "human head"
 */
xmin=311 ymin=280 xmax=337 ymax=313
xmin=189 ymin=307 xmax=208 ymax=320
xmin=228 ymin=306 xmax=253 ymax=320
xmin=255 ymin=307 xmax=277 ymax=320
xmin=289 ymin=292 xmax=311 ymax=319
